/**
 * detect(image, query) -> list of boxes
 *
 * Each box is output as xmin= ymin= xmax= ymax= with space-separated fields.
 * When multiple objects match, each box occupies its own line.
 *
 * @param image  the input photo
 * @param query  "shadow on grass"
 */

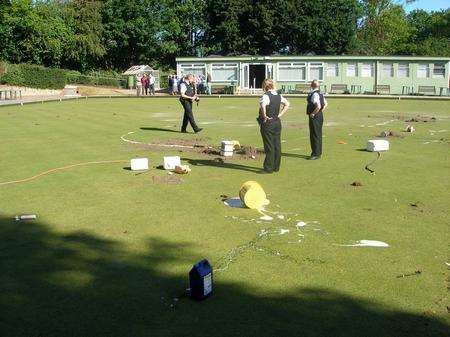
xmin=183 ymin=158 xmax=263 ymax=173
xmin=1 ymin=214 xmax=448 ymax=337
xmin=282 ymin=152 xmax=310 ymax=159
xmin=140 ymin=127 xmax=181 ymax=133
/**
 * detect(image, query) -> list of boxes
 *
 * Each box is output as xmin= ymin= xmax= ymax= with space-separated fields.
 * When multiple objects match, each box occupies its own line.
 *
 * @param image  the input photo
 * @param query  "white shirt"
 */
xmin=310 ymin=90 xmax=327 ymax=110
xmin=149 ymin=76 xmax=155 ymax=85
xmin=179 ymin=81 xmax=189 ymax=95
xmin=260 ymin=89 xmax=289 ymax=109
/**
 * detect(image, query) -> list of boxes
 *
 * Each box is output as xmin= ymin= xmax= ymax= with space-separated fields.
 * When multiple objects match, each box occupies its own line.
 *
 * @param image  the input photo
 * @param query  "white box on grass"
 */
xmin=164 ymin=156 xmax=181 ymax=170
xmin=220 ymin=150 xmax=233 ymax=157
xmin=130 ymin=158 xmax=149 ymax=171
xmin=367 ymin=139 xmax=389 ymax=152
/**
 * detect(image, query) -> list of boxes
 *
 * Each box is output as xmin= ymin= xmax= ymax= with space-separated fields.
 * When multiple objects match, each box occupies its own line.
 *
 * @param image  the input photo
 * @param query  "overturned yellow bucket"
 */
xmin=239 ymin=181 xmax=267 ymax=209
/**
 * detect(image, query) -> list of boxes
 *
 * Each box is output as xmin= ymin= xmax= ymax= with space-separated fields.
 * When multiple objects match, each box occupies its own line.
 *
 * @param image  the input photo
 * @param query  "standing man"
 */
xmin=306 ymin=80 xmax=328 ymax=160
xmin=149 ymin=73 xmax=156 ymax=95
xmin=179 ymin=74 xmax=203 ymax=134
xmin=168 ymin=76 xmax=174 ymax=95
xmin=136 ymin=73 xmax=142 ymax=96
xmin=206 ymin=73 xmax=212 ymax=95
xmin=258 ymin=79 xmax=290 ymax=173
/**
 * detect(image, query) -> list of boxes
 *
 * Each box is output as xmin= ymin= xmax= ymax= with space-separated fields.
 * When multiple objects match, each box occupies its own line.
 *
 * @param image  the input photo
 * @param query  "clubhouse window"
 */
xmin=417 ymin=64 xmax=429 ymax=78
xmin=361 ymin=63 xmax=373 ymax=77
xmin=398 ymin=63 xmax=410 ymax=78
xmin=308 ymin=62 xmax=324 ymax=81
xmin=211 ymin=63 xmax=238 ymax=82
xmin=326 ymin=63 xmax=339 ymax=77
xmin=278 ymin=62 xmax=306 ymax=81
xmin=180 ymin=63 xmax=206 ymax=76
xmin=382 ymin=63 xmax=394 ymax=78
xmin=433 ymin=63 xmax=445 ymax=78
xmin=346 ymin=63 xmax=357 ymax=77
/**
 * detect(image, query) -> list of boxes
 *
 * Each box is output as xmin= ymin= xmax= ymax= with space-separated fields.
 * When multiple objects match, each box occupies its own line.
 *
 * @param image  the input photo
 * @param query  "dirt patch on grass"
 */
xmin=405 ymin=115 xmax=436 ymax=123
xmin=378 ymin=130 xmax=404 ymax=138
xmin=151 ymin=175 xmax=184 ymax=184
xmin=126 ymin=137 xmax=262 ymax=161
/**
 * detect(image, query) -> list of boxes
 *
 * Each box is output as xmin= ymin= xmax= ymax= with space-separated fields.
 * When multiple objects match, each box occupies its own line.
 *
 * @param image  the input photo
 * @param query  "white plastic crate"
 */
xmin=130 ymin=158 xmax=149 ymax=171
xmin=367 ymin=139 xmax=389 ymax=152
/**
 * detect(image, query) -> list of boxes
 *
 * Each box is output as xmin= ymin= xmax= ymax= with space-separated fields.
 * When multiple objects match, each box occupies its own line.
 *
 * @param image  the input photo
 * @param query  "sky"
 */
xmin=404 ymin=0 xmax=449 ymax=12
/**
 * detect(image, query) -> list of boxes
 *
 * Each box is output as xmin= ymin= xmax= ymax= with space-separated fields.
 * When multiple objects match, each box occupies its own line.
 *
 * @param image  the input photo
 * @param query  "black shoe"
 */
xmin=181 ymin=130 xmax=187 ymax=133
xmin=309 ymin=156 xmax=321 ymax=160
xmin=195 ymin=128 xmax=203 ymax=133
xmin=260 ymin=170 xmax=273 ymax=174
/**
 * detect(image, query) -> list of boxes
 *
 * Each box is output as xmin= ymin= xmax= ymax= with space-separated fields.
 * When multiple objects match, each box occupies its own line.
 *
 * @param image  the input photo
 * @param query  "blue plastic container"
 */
xmin=189 ymin=259 xmax=213 ymax=300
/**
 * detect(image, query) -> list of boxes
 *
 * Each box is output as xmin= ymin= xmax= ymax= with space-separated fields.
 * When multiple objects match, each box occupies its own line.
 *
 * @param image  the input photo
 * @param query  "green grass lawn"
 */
xmin=0 ymin=97 xmax=449 ymax=337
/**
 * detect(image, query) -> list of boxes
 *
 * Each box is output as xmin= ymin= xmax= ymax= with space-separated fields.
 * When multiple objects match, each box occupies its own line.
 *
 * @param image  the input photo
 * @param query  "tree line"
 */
xmin=0 ymin=0 xmax=448 ymax=72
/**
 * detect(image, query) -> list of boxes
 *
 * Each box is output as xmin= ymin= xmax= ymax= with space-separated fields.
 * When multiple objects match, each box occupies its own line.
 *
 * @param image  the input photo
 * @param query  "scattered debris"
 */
xmin=174 ymin=165 xmax=191 ymax=174
xmin=410 ymin=202 xmax=420 ymax=208
xmin=338 ymin=240 xmax=389 ymax=248
xmin=15 ymin=214 xmax=37 ymax=221
xmin=202 ymin=147 xmax=221 ymax=156
xmin=378 ymin=130 xmax=403 ymax=138
xmin=351 ymin=181 xmax=363 ymax=187
xmin=405 ymin=125 xmax=415 ymax=133
xmin=396 ymin=270 xmax=422 ymax=278
xmin=405 ymin=115 xmax=436 ymax=123
xmin=337 ymin=140 xmax=347 ymax=144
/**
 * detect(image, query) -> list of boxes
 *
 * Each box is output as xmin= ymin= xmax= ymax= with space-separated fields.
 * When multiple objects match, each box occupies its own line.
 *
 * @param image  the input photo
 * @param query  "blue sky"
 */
xmin=404 ymin=0 xmax=449 ymax=12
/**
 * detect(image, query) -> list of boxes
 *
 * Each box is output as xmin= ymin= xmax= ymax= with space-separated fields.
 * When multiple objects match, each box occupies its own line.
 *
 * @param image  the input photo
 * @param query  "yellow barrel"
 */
xmin=239 ymin=181 xmax=267 ymax=209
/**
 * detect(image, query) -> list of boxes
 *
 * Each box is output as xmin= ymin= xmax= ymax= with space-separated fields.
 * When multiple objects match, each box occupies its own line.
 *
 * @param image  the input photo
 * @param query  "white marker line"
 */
xmin=120 ymin=131 xmax=195 ymax=149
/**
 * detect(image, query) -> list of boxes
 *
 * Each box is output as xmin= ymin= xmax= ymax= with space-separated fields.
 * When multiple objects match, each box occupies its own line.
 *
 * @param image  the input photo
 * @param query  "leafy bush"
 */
xmin=66 ymin=72 xmax=126 ymax=88
xmin=0 ymin=63 xmax=66 ymax=89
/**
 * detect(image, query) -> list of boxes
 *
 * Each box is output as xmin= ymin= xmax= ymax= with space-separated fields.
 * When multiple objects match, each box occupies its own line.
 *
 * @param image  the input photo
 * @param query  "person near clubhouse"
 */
xmin=258 ymin=79 xmax=290 ymax=173
xmin=306 ymin=80 xmax=327 ymax=160
xmin=179 ymin=74 xmax=203 ymax=133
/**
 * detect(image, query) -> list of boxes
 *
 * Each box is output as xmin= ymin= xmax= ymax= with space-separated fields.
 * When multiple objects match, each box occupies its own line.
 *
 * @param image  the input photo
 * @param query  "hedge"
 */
xmin=0 ymin=63 xmax=66 ymax=89
xmin=0 ymin=62 xmax=127 ymax=89
xmin=66 ymin=72 xmax=126 ymax=88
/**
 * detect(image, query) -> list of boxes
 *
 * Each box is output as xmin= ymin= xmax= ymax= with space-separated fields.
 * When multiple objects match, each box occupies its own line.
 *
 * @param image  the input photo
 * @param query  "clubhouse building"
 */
xmin=176 ymin=55 xmax=450 ymax=95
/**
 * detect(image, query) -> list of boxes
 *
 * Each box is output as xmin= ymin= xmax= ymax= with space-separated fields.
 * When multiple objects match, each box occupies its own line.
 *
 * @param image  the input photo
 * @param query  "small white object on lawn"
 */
xmin=367 ymin=139 xmax=389 ymax=152
xmin=339 ymin=240 xmax=389 ymax=248
xmin=164 ymin=156 xmax=181 ymax=170
xmin=130 ymin=158 xmax=149 ymax=171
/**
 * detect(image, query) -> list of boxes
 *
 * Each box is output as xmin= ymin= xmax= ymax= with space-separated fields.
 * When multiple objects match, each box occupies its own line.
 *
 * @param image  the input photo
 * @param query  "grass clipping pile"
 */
xmin=130 ymin=137 xmax=262 ymax=161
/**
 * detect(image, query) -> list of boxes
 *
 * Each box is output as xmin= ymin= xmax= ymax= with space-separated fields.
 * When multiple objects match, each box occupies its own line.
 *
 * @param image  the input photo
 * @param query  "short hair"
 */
xmin=262 ymin=78 xmax=275 ymax=91
xmin=311 ymin=80 xmax=320 ymax=89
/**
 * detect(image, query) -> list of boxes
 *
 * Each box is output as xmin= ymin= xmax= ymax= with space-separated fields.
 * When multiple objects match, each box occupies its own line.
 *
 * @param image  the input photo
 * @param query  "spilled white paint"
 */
xmin=339 ymin=240 xmax=389 ymax=248
xmin=277 ymin=215 xmax=285 ymax=220
xmin=223 ymin=197 xmax=245 ymax=208
xmin=260 ymin=214 xmax=273 ymax=221
xmin=279 ymin=229 xmax=290 ymax=235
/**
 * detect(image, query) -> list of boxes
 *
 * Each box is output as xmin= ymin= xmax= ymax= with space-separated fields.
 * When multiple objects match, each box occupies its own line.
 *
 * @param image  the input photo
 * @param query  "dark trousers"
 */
xmin=260 ymin=119 xmax=282 ymax=172
xmin=149 ymin=84 xmax=155 ymax=95
xmin=180 ymin=98 xmax=199 ymax=132
xmin=308 ymin=113 xmax=323 ymax=156
xmin=144 ymin=86 xmax=149 ymax=95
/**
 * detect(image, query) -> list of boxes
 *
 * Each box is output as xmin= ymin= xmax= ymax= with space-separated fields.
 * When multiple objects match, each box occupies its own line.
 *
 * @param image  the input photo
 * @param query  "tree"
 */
xmin=61 ymin=0 xmax=106 ymax=71
xmin=203 ymin=0 xmax=360 ymax=56
xmin=407 ymin=9 xmax=450 ymax=56
xmin=0 ymin=0 xmax=71 ymax=67
xmin=355 ymin=1 xmax=413 ymax=55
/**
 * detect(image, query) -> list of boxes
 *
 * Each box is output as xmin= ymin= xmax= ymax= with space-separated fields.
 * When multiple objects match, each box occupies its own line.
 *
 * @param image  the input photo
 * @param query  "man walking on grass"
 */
xmin=306 ymin=80 xmax=328 ymax=160
xmin=179 ymin=74 xmax=203 ymax=134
